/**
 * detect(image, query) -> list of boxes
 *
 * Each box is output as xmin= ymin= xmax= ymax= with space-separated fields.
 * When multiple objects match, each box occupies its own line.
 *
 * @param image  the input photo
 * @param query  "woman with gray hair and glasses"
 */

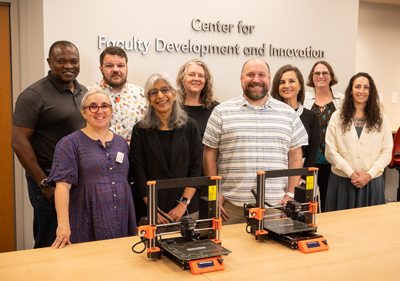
xmin=49 ymin=90 xmax=136 ymax=249
xmin=130 ymin=72 xmax=203 ymax=224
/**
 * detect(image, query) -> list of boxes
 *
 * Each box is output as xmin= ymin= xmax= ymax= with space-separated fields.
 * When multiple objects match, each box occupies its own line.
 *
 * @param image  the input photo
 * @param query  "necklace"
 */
xmin=352 ymin=117 xmax=366 ymax=127
xmin=316 ymin=105 xmax=326 ymax=113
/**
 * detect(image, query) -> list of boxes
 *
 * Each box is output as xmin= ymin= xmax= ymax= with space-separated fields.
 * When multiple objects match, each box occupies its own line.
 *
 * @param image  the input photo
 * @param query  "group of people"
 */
xmin=11 ymin=41 xmax=393 ymax=250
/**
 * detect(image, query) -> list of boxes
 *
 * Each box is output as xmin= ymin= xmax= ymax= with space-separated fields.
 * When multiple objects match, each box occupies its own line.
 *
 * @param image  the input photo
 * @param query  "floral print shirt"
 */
xmin=88 ymin=80 xmax=147 ymax=145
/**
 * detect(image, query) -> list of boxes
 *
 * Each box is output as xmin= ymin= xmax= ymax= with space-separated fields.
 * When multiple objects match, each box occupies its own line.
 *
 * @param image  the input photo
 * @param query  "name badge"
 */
xmin=116 ymin=152 xmax=124 ymax=163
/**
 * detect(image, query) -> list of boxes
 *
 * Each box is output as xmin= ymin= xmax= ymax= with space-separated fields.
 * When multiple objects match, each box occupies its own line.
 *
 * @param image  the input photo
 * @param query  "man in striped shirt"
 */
xmin=203 ymin=58 xmax=308 ymax=225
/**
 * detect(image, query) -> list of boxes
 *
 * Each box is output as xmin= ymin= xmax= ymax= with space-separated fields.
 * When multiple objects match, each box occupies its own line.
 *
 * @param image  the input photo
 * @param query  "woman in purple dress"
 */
xmin=49 ymin=91 xmax=136 ymax=249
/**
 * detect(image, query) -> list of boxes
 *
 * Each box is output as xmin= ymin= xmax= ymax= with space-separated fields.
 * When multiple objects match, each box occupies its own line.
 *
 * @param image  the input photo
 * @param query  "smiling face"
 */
xmin=100 ymin=54 xmax=127 ymax=92
xmin=278 ymin=71 xmax=301 ymax=104
xmin=81 ymin=93 xmax=113 ymax=130
xmin=352 ymin=76 xmax=370 ymax=106
xmin=149 ymin=79 xmax=177 ymax=117
xmin=241 ymin=59 xmax=271 ymax=104
xmin=312 ymin=63 xmax=332 ymax=89
xmin=183 ymin=63 xmax=206 ymax=96
xmin=47 ymin=44 xmax=80 ymax=88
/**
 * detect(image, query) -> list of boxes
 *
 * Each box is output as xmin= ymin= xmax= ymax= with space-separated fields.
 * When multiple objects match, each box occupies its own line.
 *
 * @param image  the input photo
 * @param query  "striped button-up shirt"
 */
xmin=203 ymin=94 xmax=308 ymax=206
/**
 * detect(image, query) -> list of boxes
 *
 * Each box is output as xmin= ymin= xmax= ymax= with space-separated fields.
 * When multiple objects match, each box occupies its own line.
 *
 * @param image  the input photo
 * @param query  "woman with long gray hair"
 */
xmin=130 ymin=72 xmax=202 ymax=224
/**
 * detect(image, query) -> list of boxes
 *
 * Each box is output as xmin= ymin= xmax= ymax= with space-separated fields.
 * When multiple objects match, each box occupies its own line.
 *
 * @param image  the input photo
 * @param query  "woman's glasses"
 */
xmin=148 ymin=87 xmax=172 ymax=97
xmin=83 ymin=103 xmax=112 ymax=113
xmin=313 ymin=71 xmax=330 ymax=77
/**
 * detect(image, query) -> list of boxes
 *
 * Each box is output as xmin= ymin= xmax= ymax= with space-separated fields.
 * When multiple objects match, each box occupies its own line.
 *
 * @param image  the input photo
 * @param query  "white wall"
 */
xmin=357 ymin=1 xmax=400 ymax=200
xmin=357 ymin=1 xmax=400 ymax=129
xmin=13 ymin=0 xmax=360 ymax=250
xmin=10 ymin=0 xmax=45 ymax=250
xmin=42 ymin=0 xmax=359 ymax=101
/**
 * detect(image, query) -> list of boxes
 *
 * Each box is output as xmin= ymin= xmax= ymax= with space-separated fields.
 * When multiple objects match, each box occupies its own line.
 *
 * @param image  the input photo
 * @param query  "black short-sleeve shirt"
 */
xmin=183 ymin=101 xmax=219 ymax=138
xmin=12 ymin=71 xmax=87 ymax=170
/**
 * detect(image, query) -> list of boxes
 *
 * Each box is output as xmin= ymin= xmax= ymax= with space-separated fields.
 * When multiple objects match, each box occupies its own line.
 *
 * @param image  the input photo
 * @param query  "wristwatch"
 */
xmin=39 ymin=178 xmax=49 ymax=189
xmin=179 ymin=196 xmax=190 ymax=205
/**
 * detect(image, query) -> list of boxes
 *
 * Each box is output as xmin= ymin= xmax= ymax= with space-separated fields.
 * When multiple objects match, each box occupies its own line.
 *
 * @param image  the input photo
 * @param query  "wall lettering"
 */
xmin=97 ymin=19 xmax=324 ymax=58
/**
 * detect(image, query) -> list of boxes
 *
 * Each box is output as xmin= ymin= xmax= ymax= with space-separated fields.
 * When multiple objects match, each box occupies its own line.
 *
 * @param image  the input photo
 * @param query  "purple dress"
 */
xmin=48 ymin=130 xmax=136 ymax=243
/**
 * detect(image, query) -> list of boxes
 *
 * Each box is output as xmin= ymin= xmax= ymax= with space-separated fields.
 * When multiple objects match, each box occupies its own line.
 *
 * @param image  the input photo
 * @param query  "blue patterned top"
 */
xmin=311 ymin=101 xmax=336 ymax=164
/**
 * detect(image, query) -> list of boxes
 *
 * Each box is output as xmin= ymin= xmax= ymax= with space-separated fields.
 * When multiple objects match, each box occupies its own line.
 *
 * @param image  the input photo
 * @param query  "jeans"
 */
xmin=26 ymin=172 xmax=57 ymax=248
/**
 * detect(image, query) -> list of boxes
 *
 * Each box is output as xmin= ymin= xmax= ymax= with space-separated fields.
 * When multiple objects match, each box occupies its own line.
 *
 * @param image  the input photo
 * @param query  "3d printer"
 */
xmin=244 ymin=168 xmax=329 ymax=253
xmin=133 ymin=176 xmax=231 ymax=274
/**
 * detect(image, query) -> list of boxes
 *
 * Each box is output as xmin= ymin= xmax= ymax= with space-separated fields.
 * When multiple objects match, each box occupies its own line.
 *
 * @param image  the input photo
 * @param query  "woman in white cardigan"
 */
xmin=325 ymin=72 xmax=393 ymax=211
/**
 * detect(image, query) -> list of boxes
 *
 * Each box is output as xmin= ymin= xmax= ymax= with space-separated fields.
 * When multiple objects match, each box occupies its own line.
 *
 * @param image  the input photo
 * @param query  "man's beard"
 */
xmin=103 ymin=73 xmax=127 ymax=90
xmin=243 ymin=83 xmax=269 ymax=101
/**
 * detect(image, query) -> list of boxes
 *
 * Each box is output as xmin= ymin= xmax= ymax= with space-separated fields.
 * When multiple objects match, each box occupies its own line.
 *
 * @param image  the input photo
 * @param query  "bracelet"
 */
xmin=285 ymin=191 xmax=294 ymax=198
xmin=177 ymin=201 xmax=187 ymax=209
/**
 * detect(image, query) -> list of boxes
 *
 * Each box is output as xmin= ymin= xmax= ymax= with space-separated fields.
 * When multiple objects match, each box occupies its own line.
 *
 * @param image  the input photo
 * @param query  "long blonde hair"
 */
xmin=176 ymin=59 xmax=216 ymax=109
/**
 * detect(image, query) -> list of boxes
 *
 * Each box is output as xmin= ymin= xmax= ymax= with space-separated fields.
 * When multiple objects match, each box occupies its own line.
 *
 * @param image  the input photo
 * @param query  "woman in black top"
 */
xmin=176 ymin=59 xmax=219 ymax=137
xmin=130 ymin=72 xmax=202 ymax=224
xmin=271 ymin=65 xmax=320 ymax=177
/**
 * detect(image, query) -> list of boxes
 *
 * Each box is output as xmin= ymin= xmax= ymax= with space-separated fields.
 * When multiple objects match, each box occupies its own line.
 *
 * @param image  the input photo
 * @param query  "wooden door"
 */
xmin=0 ymin=3 xmax=15 ymax=253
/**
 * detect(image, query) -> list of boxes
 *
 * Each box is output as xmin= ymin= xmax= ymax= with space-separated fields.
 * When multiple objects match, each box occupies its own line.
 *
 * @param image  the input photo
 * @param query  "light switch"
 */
xmin=378 ymin=93 xmax=383 ymax=103
xmin=392 ymin=93 xmax=397 ymax=104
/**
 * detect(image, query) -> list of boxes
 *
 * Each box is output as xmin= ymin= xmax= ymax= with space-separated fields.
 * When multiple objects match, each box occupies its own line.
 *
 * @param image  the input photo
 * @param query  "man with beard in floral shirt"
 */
xmin=88 ymin=46 xmax=147 ymax=145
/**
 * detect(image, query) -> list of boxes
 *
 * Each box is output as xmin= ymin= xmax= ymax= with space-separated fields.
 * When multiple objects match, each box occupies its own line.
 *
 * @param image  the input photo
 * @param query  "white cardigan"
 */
xmin=325 ymin=111 xmax=393 ymax=179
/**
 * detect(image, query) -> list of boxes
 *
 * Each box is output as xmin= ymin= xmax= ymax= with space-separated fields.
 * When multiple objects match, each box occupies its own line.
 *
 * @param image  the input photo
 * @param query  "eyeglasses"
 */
xmin=313 ymin=71 xmax=330 ymax=77
xmin=149 ymin=87 xmax=172 ymax=97
xmin=83 ymin=103 xmax=112 ymax=113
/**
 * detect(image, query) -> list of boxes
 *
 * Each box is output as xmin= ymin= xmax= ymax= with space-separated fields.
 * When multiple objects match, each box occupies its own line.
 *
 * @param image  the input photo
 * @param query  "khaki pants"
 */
xmin=223 ymin=200 xmax=282 ymax=225
xmin=188 ymin=211 xmax=199 ymax=220
xmin=222 ymin=200 xmax=246 ymax=225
